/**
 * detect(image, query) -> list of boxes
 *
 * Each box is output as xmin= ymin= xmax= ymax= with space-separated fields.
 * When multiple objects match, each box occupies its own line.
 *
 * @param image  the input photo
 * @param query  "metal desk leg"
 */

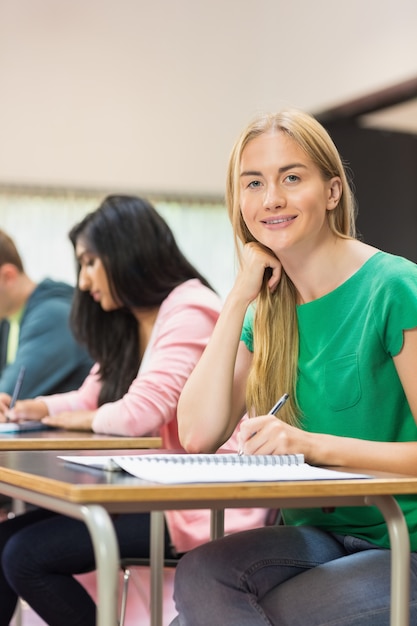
xmin=80 ymin=505 xmax=120 ymax=626
xmin=150 ymin=511 xmax=165 ymax=626
xmin=211 ymin=509 xmax=225 ymax=539
xmin=366 ymin=495 xmax=411 ymax=626
xmin=148 ymin=510 xmax=225 ymax=626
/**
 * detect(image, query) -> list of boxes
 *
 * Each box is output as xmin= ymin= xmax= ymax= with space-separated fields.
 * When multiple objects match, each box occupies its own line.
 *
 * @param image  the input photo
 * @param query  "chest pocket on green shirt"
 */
xmin=324 ymin=353 xmax=361 ymax=411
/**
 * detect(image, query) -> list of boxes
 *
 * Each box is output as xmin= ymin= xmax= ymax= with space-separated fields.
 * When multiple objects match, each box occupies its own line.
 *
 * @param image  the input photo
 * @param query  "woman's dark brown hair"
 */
xmin=69 ymin=194 xmax=212 ymax=405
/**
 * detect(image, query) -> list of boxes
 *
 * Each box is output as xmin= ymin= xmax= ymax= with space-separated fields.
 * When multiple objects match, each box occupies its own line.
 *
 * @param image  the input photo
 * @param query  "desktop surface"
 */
xmin=0 ymin=430 xmax=162 ymax=450
xmin=1 ymin=450 xmax=417 ymax=509
xmin=0 ymin=450 xmax=415 ymax=626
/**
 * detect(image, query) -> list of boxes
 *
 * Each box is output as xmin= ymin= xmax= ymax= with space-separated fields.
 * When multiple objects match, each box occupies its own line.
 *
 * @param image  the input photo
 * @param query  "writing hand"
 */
xmin=6 ymin=399 xmax=48 ymax=422
xmin=238 ymin=414 xmax=307 ymax=457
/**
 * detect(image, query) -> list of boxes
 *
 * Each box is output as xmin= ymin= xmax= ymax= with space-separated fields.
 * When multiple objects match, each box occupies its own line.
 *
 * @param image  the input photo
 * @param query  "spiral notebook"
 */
xmin=58 ymin=453 xmax=371 ymax=483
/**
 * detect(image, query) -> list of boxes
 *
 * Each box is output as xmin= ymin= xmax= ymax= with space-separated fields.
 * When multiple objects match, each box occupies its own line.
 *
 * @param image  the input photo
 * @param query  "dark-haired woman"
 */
xmin=0 ymin=195 xmax=267 ymax=626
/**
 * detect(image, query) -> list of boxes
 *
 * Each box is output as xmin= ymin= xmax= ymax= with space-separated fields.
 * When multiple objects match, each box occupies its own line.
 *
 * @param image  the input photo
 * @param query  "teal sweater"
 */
xmin=0 ymin=279 xmax=92 ymax=398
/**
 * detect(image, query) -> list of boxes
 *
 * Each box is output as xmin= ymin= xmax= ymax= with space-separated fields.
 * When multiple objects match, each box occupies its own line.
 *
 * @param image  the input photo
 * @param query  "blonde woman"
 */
xmin=171 ymin=110 xmax=417 ymax=625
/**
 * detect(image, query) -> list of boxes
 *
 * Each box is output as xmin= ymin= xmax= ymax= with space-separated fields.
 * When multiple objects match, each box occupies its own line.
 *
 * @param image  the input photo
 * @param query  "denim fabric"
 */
xmin=0 ymin=508 xmax=175 ymax=626
xmin=171 ymin=525 xmax=417 ymax=625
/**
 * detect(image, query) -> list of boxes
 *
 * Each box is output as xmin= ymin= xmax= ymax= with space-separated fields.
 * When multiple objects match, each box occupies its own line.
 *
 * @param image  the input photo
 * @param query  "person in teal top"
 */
xmin=0 ymin=229 xmax=93 ymax=403
xmin=170 ymin=109 xmax=417 ymax=625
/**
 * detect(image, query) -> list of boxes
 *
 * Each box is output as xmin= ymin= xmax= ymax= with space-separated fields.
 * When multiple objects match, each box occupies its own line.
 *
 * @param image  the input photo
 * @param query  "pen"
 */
xmin=238 ymin=392 xmax=290 ymax=455
xmin=9 ymin=366 xmax=26 ymax=410
xmin=268 ymin=392 xmax=289 ymax=416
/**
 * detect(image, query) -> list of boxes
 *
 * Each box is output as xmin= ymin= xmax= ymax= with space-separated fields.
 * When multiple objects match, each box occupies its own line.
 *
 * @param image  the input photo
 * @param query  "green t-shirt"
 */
xmin=241 ymin=251 xmax=417 ymax=549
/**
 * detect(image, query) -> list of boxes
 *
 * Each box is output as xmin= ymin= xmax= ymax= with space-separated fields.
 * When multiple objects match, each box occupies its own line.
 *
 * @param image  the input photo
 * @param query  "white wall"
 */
xmin=0 ymin=0 xmax=416 ymax=195
xmin=0 ymin=192 xmax=236 ymax=301
xmin=0 ymin=0 xmax=416 ymax=296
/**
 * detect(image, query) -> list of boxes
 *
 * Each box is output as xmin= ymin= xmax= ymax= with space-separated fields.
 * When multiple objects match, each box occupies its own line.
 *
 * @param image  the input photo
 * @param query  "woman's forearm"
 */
xmin=178 ymin=290 xmax=251 ymax=453
xmin=309 ymin=431 xmax=417 ymax=475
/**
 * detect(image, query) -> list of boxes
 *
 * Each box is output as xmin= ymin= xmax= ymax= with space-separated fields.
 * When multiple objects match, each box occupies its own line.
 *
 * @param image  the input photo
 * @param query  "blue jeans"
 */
xmin=0 ymin=507 xmax=176 ymax=626
xmin=170 ymin=525 xmax=417 ymax=625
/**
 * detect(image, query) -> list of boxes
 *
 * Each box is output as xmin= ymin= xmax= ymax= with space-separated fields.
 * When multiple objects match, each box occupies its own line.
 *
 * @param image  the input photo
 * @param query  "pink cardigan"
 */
xmin=42 ymin=279 xmax=267 ymax=552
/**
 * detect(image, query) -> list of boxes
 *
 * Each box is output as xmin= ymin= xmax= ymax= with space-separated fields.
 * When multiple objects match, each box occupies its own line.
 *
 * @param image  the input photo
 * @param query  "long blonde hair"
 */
xmin=226 ymin=109 xmax=357 ymax=425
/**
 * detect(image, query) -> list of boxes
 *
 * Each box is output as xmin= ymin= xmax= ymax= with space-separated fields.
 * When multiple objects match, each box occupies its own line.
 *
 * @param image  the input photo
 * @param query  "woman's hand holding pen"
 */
xmin=238 ymin=393 xmax=289 ymax=456
xmin=8 ymin=399 xmax=95 ymax=430
xmin=238 ymin=414 xmax=310 ymax=457
xmin=6 ymin=399 xmax=49 ymax=422
xmin=238 ymin=392 xmax=311 ymax=457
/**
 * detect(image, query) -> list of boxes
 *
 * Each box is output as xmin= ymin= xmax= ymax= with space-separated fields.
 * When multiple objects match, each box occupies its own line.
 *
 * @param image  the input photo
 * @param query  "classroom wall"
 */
xmin=0 ymin=0 xmax=416 ymax=195
xmin=325 ymin=123 xmax=417 ymax=262
xmin=0 ymin=0 xmax=416 ymax=291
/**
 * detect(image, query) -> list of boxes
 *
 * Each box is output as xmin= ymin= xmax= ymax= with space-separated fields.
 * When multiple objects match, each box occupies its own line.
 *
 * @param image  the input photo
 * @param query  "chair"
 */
xmin=119 ymin=555 xmax=181 ymax=626
xmin=10 ymin=500 xmax=26 ymax=626
xmin=118 ymin=509 xmax=281 ymax=625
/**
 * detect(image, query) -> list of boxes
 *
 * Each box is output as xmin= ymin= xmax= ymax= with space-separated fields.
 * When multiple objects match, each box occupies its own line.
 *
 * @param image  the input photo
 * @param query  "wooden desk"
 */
xmin=0 ymin=431 xmax=161 ymax=517
xmin=0 ymin=450 xmax=415 ymax=626
xmin=0 ymin=430 xmax=162 ymax=450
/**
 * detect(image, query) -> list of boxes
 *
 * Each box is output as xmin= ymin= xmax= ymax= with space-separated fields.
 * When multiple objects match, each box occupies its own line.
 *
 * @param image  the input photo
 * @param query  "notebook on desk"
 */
xmin=58 ymin=453 xmax=372 ymax=483
xmin=0 ymin=420 xmax=52 ymax=434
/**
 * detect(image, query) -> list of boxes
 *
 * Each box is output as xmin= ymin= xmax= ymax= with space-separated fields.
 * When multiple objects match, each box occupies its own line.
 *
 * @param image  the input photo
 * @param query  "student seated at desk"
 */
xmin=0 ymin=228 xmax=93 ymax=520
xmin=169 ymin=110 xmax=417 ymax=625
xmin=0 ymin=194 xmax=267 ymax=626
xmin=0 ymin=229 xmax=93 ymax=408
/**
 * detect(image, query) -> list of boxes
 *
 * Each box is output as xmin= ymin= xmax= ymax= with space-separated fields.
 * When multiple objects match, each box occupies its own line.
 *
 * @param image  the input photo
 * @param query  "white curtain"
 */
xmin=0 ymin=189 xmax=236 ymax=301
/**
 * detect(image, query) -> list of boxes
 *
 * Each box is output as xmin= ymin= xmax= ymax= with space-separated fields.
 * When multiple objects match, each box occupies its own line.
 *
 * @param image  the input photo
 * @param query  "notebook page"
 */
xmin=59 ymin=453 xmax=371 ymax=483
xmin=113 ymin=455 xmax=370 ymax=483
xmin=0 ymin=421 xmax=51 ymax=434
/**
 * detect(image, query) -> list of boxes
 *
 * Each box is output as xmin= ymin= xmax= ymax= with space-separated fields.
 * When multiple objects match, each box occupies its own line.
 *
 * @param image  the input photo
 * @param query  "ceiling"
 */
xmin=0 ymin=0 xmax=416 ymax=196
